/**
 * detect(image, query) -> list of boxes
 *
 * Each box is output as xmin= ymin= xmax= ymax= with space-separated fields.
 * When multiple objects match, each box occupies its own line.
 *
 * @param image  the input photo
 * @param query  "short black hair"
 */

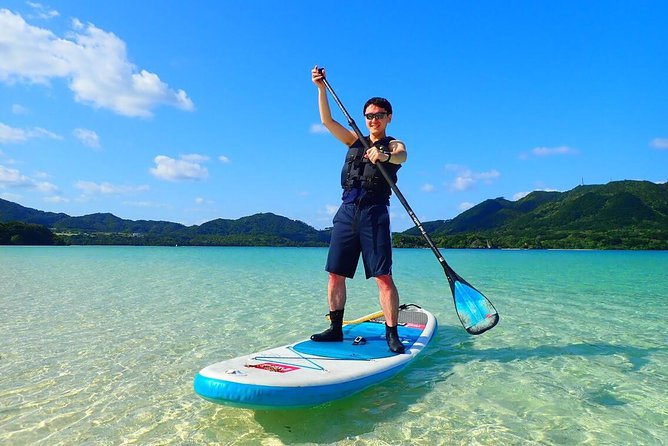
xmin=363 ymin=97 xmax=392 ymax=115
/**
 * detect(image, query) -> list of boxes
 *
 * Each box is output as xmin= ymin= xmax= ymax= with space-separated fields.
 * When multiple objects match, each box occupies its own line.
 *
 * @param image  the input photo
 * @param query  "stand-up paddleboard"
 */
xmin=194 ymin=304 xmax=437 ymax=409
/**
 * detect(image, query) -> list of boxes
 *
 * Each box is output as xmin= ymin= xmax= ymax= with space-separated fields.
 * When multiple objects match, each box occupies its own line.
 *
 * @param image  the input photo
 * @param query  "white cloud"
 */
xmin=73 ymin=128 xmax=100 ymax=149
xmin=520 ymin=145 xmax=578 ymax=159
xmin=149 ymin=154 xmax=209 ymax=181
xmin=26 ymin=2 xmax=60 ymax=20
xmin=218 ymin=155 xmax=231 ymax=163
xmin=0 ymin=150 xmax=17 ymax=165
xmin=75 ymin=180 xmax=148 ymax=195
xmin=458 ymin=202 xmax=474 ymax=211
xmin=122 ymin=200 xmax=169 ymax=209
xmin=512 ymin=188 xmax=560 ymax=201
xmin=421 ymin=183 xmax=435 ymax=192
xmin=446 ymin=164 xmax=501 ymax=192
xmin=0 ymin=9 xmax=194 ymax=117
xmin=1 ymin=165 xmax=32 ymax=187
xmin=325 ymin=204 xmax=338 ymax=216
xmin=0 ymin=122 xmax=62 ymax=144
xmin=181 ymin=153 xmax=209 ymax=162
xmin=650 ymin=138 xmax=668 ymax=150
xmin=389 ymin=210 xmax=400 ymax=223
xmin=34 ymin=180 xmax=58 ymax=193
xmin=452 ymin=175 xmax=474 ymax=191
xmin=310 ymin=123 xmax=328 ymax=134
xmin=476 ymin=170 xmax=501 ymax=181
xmin=11 ymin=104 xmax=28 ymax=114
xmin=0 ymin=164 xmax=58 ymax=192
xmin=532 ymin=146 xmax=578 ymax=156
xmin=33 ymin=127 xmax=61 ymax=140
xmin=0 ymin=123 xmax=25 ymax=143
xmin=44 ymin=195 xmax=69 ymax=203
xmin=0 ymin=191 xmax=22 ymax=201
xmin=32 ymin=171 xmax=51 ymax=179
xmin=193 ymin=197 xmax=214 ymax=206
xmin=444 ymin=163 xmax=465 ymax=171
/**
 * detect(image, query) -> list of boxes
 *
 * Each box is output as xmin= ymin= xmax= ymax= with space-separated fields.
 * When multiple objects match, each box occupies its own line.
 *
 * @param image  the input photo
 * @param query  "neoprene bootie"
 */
xmin=385 ymin=323 xmax=405 ymax=353
xmin=311 ymin=309 xmax=344 ymax=342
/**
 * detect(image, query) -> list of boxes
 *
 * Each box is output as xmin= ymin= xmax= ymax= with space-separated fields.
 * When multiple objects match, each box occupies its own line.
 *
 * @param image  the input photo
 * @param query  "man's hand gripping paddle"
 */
xmin=317 ymin=68 xmax=499 ymax=335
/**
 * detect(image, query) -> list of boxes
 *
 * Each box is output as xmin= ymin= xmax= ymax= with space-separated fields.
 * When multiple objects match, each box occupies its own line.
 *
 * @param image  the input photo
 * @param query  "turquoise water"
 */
xmin=1 ymin=246 xmax=667 ymax=445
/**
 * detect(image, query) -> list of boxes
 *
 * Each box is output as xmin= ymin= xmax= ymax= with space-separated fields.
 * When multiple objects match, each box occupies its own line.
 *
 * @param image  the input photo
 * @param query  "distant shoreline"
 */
xmin=3 ymin=180 xmax=667 ymax=250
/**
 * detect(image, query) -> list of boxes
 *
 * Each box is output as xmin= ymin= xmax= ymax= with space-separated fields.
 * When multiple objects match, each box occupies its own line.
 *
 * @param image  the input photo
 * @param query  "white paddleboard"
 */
xmin=193 ymin=304 xmax=437 ymax=409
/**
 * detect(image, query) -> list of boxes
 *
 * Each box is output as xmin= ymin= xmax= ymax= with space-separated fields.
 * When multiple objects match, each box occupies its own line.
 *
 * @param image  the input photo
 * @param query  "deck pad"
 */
xmin=293 ymin=322 xmax=424 ymax=360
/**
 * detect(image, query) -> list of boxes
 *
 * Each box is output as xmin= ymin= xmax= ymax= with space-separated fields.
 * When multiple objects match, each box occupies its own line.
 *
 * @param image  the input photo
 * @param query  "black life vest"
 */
xmin=340 ymin=136 xmax=401 ymax=200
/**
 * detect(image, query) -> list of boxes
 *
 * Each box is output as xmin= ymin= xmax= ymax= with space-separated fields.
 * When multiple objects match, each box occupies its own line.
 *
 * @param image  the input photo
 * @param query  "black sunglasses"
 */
xmin=364 ymin=112 xmax=388 ymax=120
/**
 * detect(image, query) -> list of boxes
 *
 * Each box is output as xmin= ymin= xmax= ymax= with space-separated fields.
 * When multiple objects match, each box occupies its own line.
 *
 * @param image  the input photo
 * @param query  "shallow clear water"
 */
xmin=1 ymin=246 xmax=667 ymax=445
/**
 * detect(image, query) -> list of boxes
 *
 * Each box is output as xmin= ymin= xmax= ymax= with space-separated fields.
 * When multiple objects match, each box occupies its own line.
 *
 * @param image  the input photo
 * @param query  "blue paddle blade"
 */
xmin=453 ymin=280 xmax=499 ymax=335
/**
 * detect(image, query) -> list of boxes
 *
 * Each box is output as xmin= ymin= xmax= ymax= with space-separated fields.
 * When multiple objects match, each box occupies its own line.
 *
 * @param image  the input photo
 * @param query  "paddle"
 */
xmin=317 ymin=68 xmax=499 ymax=335
xmin=341 ymin=310 xmax=384 ymax=325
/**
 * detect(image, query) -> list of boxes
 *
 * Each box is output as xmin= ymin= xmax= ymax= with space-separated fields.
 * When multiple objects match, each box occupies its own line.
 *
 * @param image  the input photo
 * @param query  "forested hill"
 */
xmin=2 ymin=180 xmax=667 ymax=248
xmin=0 ymin=199 xmax=329 ymax=246
xmin=397 ymin=180 xmax=668 ymax=249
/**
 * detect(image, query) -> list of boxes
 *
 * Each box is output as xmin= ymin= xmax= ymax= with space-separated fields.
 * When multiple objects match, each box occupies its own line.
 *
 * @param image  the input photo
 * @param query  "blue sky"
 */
xmin=1 ymin=1 xmax=666 ymax=231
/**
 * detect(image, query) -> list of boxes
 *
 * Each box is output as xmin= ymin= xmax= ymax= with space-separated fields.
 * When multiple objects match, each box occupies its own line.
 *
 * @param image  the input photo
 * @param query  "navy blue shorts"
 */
xmin=325 ymin=203 xmax=393 ymax=279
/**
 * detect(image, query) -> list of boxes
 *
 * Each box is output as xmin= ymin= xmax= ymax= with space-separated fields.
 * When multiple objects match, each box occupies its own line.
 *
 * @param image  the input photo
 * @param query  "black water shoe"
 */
xmin=385 ymin=323 xmax=405 ymax=354
xmin=311 ymin=309 xmax=344 ymax=342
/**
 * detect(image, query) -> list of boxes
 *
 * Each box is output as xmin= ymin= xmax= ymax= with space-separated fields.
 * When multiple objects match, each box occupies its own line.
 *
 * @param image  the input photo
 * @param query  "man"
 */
xmin=310 ymin=65 xmax=407 ymax=353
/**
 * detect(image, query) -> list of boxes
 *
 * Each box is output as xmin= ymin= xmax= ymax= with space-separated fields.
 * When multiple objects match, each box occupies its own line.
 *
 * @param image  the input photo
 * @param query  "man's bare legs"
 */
xmin=310 ymin=273 xmax=347 ymax=342
xmin=312 ymin=272 xmax=405 ymax=352
xmin=327 ymin=272 xmax=347 ymax=311
xmin=376 ymin=274 xmax=405 ymax=353
xmin=375 ymin=274 xmax=399 ymax=326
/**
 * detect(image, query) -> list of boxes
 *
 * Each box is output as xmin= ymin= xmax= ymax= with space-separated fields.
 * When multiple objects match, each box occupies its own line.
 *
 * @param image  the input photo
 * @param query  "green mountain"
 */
xmin=0 ymin=199 xmax=329 ymax=246
xmin=0 ymin=198 xmax=69 ymax=226
xmin=398 ymin=180 xmax=668 ymax=249
xmin=188 ymin=214 xmax=328 ymax=246
xmin=2 ymin=180 xmax=666 ymax=248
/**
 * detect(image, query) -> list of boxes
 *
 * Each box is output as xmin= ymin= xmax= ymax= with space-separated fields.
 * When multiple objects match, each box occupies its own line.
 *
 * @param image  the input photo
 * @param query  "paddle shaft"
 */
xmin=318 ymin=71 xmax=456 ymax=284
xmin=327 ymin=310 xmax=385 ymax=325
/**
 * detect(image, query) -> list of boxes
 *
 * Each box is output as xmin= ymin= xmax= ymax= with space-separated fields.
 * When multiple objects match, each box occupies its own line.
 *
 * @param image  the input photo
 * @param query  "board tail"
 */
xmin=367 ymin=304 xmax=430 ymax=327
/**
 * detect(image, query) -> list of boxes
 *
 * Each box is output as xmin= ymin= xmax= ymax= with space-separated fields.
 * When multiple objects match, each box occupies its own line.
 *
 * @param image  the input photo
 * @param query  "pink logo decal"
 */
xmin=246 ymin=363 xmax=300 ymax=373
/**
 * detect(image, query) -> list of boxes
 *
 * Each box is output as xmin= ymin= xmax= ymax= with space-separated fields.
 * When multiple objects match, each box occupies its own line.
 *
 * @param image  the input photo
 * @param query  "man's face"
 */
xmin=364 ymin=104 xmax=391 ymax=135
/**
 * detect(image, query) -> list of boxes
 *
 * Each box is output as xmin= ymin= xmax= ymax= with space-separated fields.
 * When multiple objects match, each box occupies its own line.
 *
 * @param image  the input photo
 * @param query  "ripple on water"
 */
xmin=1 ymin=247 xmax=667 ymax=445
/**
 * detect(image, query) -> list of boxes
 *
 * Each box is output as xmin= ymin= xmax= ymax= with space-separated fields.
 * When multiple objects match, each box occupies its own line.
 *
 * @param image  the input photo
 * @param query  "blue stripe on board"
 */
xmin=193 ymin=361 xmax=408 ymax=409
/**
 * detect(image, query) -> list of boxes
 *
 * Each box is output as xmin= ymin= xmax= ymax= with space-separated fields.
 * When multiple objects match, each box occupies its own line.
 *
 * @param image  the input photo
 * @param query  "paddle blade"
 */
xmin=453 ymin=280 xmax=499 ymax=335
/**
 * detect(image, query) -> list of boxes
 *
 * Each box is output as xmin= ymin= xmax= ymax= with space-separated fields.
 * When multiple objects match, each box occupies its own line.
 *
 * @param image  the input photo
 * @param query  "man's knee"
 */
xmin=374 ymin=274 xmax=394 ymax=290
xmin=329 ymin=272 xmax=346 ymax=284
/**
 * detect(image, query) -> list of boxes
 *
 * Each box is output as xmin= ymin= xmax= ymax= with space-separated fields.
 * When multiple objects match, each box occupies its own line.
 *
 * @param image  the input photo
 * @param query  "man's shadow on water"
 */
xmin=250 ymin=325 xmax=662 ymax=444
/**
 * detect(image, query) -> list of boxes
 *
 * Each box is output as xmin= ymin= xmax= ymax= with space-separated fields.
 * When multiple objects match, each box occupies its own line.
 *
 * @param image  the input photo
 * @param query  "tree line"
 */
xmin=0 ymin=221 xmax=63 ymax=245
